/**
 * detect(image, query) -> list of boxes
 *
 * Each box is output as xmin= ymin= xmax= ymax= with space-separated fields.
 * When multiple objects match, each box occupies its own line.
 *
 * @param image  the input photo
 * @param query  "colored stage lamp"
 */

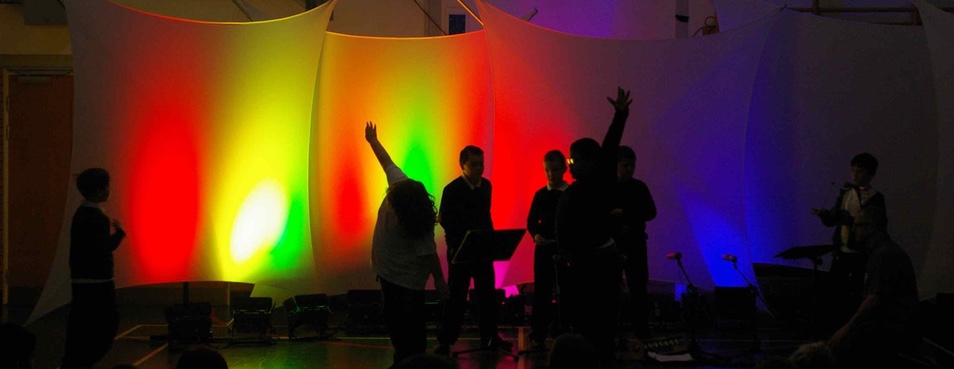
xmin=283 ymin=294 xmax=332 ymax=340
xmin=228 ymin=297 xmax=274 ymax=345
xmin=165 ymin=302 xmax=213 ymax=348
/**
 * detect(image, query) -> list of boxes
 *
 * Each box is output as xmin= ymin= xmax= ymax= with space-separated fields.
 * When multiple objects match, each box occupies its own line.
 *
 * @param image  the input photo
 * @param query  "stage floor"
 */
xmin=4 ymin=299 xmax=816 ymax=369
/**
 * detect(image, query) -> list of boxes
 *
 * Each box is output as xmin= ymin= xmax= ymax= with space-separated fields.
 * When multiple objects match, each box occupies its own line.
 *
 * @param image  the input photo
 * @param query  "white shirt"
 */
xmin=461 ymin=174 xmax=482 ymax=190
xmin=839 ymin=186 xmax=879 ymax=253
xmin=371 ymin=165 xmax=437 ymax=290
xmin=547 ymin=182 xmax=569 ymax=191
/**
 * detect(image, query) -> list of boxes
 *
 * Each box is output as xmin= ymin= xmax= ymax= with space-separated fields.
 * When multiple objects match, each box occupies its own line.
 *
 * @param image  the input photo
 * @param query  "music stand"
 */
xmin=451 ymin=229 xmax=524 ymax=264
xmin=774 ymin=244 xmax=835 ymax=263
xmin=449 ymin=229 xmax=525 ymax=361
xmin=775 ymin=244 xmax=836 ymax=338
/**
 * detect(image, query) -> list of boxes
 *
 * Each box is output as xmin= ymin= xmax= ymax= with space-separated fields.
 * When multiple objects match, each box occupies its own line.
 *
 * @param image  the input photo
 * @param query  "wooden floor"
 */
xmin=3 ymin=298 xmax=816 ymax=369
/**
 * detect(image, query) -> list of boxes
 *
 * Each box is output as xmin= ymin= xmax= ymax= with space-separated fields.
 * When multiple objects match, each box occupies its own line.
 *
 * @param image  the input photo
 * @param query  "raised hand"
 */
xmin=606 ymin=87 xmax=633 ymax=111
xmin=365 ymin=121 xmax=377 ymax=143
xmin=365 ymin=121 xmax=395 ymax=170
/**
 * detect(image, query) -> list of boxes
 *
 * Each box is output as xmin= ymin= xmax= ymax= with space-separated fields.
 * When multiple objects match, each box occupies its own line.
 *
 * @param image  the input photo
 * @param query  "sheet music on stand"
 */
xmin=451 ymin=229 xmax=525 ymax=264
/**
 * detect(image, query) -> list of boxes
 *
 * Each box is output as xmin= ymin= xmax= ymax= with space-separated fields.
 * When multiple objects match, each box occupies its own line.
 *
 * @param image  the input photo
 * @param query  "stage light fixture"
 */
xmin=345 ymin=290 xmax=384 ymax=334
xmin=283 ymin=294 xmax=333 ymax=340
xmin=164 ymin=302 xmax=213 ymax=349
xmin=228 ymin=297 xmax=274 ymax=345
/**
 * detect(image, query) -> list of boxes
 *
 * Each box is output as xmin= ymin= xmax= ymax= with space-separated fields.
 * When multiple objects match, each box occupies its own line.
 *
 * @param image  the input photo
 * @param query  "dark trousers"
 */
xmin=824 ymin=251 xmax=866 ymax=335
xmin=561 ymin=252 xmax=622 ymax=369
xmin=62 ymin=281 xmax=119 ymax=369
xmin=380 ymin=277 xmax=426 ymax=365
xmin=619 ymin=236 xmax=650 ymax=339
xmin=438 ymin=257 xmax=497 ymax=345
xmin=531 ymin=243 xmax=558 ymax=341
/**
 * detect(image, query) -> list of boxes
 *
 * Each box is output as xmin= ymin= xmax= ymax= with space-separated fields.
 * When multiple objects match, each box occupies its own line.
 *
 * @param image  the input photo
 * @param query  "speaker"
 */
xmin=165 ymin=302 xmax=212 ymax=344
xmin=346 ymin=290 xmax=384 ymax=334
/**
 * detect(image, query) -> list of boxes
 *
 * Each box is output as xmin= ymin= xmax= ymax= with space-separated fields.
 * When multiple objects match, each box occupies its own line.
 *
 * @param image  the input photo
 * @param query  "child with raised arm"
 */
xmin=555 ymin=87 xmax=633 ymax=369
xmin=365 ymin=122 xmax=449 ymax=366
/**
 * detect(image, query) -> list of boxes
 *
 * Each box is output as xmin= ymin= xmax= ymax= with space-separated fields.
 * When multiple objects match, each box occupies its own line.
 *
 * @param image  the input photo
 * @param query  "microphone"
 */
xmin=667 ymin=252 xmax=682 ymax=260
xmin=722 ymin=253 xmax=738 ymax=263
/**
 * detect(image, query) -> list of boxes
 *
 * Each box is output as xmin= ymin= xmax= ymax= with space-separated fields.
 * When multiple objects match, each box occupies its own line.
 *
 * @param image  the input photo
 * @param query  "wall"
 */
xmin=0 ymin=5 xmax=70 ymax=55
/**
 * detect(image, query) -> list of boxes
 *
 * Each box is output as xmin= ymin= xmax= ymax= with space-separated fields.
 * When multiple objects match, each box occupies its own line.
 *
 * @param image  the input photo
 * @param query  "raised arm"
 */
xmin=365 ymin=121 xmax=395 ymax=171
xmin=600 ymin=87 xmax=633 ymax=181
xmin=602 ymin=87 xmax=632 ymax=149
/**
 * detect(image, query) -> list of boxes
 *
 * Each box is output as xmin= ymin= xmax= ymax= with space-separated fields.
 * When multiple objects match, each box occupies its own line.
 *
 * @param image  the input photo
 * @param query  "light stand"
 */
xmin=669 ymin=252 xmax=724 ymax=363
xmin=283 ymin=294 xmax=335 ymax=341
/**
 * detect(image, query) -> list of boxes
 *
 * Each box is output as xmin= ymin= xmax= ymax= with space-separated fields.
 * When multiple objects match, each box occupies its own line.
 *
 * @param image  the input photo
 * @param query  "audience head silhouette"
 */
xmin=175 ymin=346 xmax=227 ymax=369
xmin=0 ymin=322 xmax=36 ymax=369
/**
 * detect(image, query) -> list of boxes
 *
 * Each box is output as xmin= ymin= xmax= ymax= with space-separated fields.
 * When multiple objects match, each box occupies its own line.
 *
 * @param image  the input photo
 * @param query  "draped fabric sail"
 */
xmin=29 ymin=0 xmax=335 ymax=324
xmin=29 ymin=0 xmax=953 ymax=324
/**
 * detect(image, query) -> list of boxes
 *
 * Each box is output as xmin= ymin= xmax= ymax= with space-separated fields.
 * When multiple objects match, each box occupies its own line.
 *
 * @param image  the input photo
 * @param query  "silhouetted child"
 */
xmin=612 ymin=145 xmax=656 ymax=341
xmin=435 ymin=145 xmax=510 ymax=354
xmin=365 ymin=122 xmax=449 ymax=365
xmin=526 ymin=149 xmax=569 ymax=348
xmin=811 ymin=153 xmax=884 ymax=335
xmin=62 ymin=168 xmax=126 ymax=369
xmin=555 ymin=87 xmax=632 ymax=369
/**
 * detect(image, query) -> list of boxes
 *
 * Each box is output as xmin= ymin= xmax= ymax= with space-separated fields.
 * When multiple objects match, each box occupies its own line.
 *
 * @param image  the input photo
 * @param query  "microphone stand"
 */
xmin=672 ymin=256 xmax=724 ymax=363
xmin=728 ymin=259 xmax=773 ymax=357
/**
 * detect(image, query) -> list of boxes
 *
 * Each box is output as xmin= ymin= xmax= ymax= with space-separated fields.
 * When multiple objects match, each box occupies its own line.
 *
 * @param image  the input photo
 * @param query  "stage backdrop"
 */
xmin=741 ymin=9 xmax=937 ymax=282
xmin=476 ymin=0 xmax=778 ymax=290
xmin=30 ymin=0 xmax=335 ymax=324
xmin=309 ymin=30 xmax=495 ymax=294
xmin=716 ymin=0 xmax=953 ymax=301
xmin=31 ymin=0 xmax=954 ymax=324
xmin=475 ymin=0 xmax=718 ymax=40
xmin=914 ymin=0 xmax=954 ymax=300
